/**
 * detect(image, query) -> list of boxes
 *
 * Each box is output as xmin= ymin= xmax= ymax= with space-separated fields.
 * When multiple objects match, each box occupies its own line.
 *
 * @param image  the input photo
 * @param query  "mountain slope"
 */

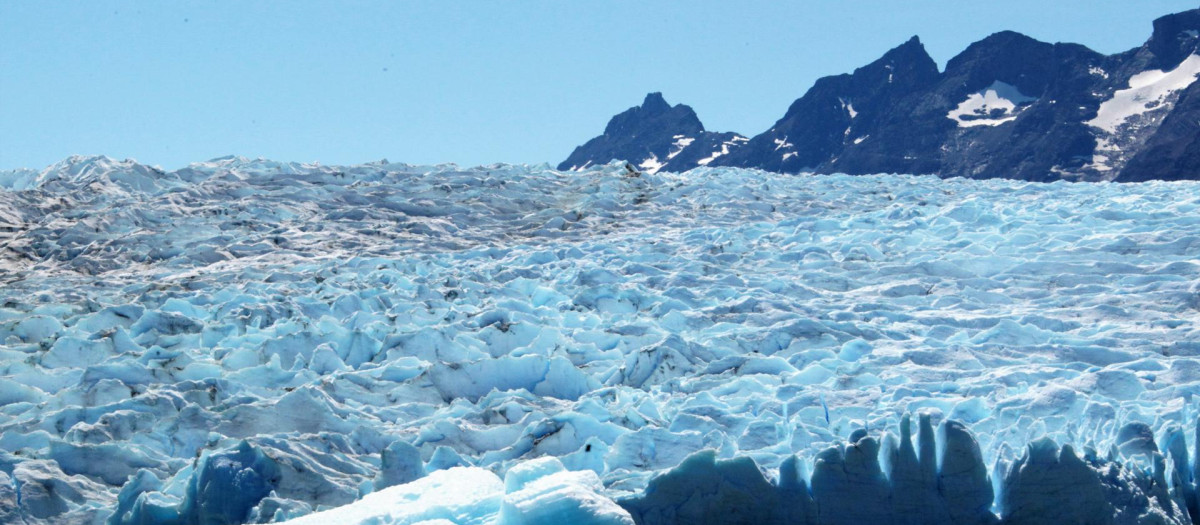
xmin=562 ymin=8 xmax=1200 ymax=182
xmin=557 ymin=93 xmax=746 ymax=174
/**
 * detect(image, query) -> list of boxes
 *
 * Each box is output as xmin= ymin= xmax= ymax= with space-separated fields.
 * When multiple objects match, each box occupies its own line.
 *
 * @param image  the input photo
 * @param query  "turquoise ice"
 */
xmin=2 ymin=156 xmax=1200 ymax=523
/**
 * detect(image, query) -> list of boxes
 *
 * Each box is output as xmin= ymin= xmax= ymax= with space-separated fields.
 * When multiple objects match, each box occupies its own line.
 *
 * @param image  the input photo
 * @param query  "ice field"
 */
xmin=2 ymin=155 xmax=1200 ymax=523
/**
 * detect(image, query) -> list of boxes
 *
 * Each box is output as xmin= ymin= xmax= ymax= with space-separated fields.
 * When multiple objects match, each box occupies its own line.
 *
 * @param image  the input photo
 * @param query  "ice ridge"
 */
xmin=620 ymin=414 xmax=1193 ymax=525
xmin=1 ymin=157 xmax=1200 ymax=524
xmin=152 ymin=414 xmax=1199 ymax=525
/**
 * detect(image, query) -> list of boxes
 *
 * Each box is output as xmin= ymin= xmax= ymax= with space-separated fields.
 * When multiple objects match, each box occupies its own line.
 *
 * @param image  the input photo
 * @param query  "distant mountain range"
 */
xmin=560 ymin=8 xmax=1200 ymax=182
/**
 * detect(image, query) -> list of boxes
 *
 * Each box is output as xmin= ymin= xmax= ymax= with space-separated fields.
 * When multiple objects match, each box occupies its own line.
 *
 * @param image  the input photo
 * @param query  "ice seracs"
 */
xmin=2 ymin=158 xmax=1200 ymax=524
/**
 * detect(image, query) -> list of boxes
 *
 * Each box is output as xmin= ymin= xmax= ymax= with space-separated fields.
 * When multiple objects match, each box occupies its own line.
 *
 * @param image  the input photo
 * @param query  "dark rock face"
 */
xmin=715 ymin=36 xmax=943 ymax=175
xmin=557 ymin=93 xmax=746 ymax=174
xmin=1148 ymin=9 xmax=1200 ymax=70
xmin=1119 ymin=80 xmax=1200 ymax=182
xmin=562 ymin=8 xmax=1200 ymax=182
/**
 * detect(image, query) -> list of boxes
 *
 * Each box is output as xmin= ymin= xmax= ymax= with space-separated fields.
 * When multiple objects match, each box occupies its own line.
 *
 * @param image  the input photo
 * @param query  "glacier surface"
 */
xmin=2 ymin=155 xmax=1200 ymax=523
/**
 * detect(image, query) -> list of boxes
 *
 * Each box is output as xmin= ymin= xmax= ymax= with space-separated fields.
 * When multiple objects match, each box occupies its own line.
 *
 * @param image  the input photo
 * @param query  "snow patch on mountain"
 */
xmin=667 ymin=136 xmax=695 ymax=160
xmin=947 ymin=81 xmax=1037 ymax=127
xmin=839 ymin=98 xmax=857 ymax=119
xmin=1088 ymin=53 xmax=1200 ymax=133
xmin=696 ymin=137 xmax=748 ymax=166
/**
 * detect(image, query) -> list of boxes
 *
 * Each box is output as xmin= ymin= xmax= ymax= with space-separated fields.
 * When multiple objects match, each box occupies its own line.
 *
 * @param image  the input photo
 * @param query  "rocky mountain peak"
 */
xmin=640 ymin=92 xmax=671 ymax=114
xmin=561 ymin=7 xmax=1200 ymax=182
xmin=1148 ymin=8 xmax=1200 ymax=69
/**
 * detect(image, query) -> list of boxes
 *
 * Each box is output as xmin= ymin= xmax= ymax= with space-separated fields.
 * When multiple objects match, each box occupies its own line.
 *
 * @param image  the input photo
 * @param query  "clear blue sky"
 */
xmin=2 ymin=1 xmax=1197 ymax=170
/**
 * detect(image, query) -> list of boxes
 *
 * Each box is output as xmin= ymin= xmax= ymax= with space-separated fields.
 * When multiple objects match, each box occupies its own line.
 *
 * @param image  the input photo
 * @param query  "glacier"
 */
xmin=2 ymin=155 xmax=1200 ymax=523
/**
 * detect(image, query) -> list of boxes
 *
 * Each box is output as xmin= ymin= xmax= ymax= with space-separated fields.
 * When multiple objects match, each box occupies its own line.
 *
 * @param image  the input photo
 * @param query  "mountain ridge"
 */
xmin=560 ymin=8 xmax=1200 ymax=182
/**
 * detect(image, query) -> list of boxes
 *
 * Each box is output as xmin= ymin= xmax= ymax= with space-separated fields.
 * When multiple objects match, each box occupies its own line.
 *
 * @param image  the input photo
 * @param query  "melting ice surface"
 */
xmin=2 ymin=156 xmax=1200 ymax=523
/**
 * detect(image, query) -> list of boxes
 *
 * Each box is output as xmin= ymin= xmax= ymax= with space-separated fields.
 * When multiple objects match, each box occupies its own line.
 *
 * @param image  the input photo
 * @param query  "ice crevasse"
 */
xmin=1 ymin=156 xmax=1200 ymax=524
